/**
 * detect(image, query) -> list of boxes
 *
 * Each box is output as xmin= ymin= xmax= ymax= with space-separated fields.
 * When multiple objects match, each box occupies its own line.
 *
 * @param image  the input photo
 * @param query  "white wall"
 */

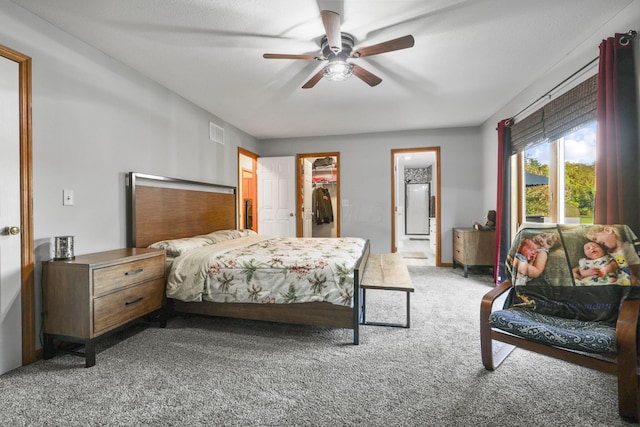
xmin=1 ymin=1 xmax=260 ymax=346
xmin=479 ymin=0 xmax=640 ymax=216
xmin=259 ymin=127 xmax=483 ymax=259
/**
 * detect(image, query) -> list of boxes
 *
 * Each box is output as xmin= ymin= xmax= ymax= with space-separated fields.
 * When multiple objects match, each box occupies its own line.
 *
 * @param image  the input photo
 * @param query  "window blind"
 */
xmin=510 ymin=109 xmax=544 ymax=153
xmin=511 ymin=74 xmax=598 ymax=154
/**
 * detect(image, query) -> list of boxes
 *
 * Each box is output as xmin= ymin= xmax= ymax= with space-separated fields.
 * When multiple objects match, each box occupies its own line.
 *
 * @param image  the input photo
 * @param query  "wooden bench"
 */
xmin=360 ymin=253 xmax=414 ymax=328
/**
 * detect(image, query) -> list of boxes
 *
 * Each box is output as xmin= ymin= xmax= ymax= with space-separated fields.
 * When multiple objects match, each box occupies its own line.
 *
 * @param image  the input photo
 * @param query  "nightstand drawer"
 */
xmin=93 ymin=278 xmax=164 ymax=335
xmin=93 ymin=256 xmax=164 ymax=296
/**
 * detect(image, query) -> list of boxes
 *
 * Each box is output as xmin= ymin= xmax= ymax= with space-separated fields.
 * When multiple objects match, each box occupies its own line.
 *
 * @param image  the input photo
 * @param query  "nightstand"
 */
xmin=42 ymin=248 xmax=166 ymax=367
xmin=453 ymin=228 xmax=496 ymax=277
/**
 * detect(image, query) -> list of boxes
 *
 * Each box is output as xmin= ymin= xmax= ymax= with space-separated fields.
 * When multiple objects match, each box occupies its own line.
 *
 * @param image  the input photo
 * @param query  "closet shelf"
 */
xmin=312 ymin=176 xmax=337 ymax=184
xmin=313 ymin=165 xmax=336 ymax=171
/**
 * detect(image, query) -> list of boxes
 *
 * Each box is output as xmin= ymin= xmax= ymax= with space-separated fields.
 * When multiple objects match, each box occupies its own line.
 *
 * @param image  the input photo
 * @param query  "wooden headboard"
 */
xmin=126 ymin=172 xmax=237 ymax=248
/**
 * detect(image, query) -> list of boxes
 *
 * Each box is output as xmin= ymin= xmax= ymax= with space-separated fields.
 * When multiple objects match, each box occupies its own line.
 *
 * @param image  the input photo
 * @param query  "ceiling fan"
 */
xmin=263 ymin=10 xmax=415 ymax=89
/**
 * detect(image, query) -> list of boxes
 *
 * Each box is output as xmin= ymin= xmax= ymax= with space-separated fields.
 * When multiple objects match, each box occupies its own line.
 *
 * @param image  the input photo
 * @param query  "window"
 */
xmin=521 ymin=122 xmax=596 ymax=224
xmin=510 ymin=74 xmax=598 ymax=226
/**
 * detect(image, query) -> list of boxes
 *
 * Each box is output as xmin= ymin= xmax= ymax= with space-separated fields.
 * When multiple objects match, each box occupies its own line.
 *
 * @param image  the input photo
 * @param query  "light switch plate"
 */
xmin=63 ymin=190 xmax=74 ymax=206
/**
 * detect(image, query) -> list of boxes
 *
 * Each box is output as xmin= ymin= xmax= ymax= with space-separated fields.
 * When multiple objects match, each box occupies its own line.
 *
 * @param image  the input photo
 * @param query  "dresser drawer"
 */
xmin=453 ymin=233 xmax=464 ymax=250
xmin=453 ymin=230 xmax=465 ymax=260
xmin=93 ymin=256 xmax=164 ymax=296
xmin=453 ymin=246 xmax=465 ymax=263
xmin=93 ymin=278 xmax=164 ymax=335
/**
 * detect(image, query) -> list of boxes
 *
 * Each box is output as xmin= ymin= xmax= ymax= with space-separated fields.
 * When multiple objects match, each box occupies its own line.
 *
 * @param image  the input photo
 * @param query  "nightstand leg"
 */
xmin=43 ymin=334 xmax=55 ymax=360
xmin=85 ymin=341 xmax=96 ymax=368
xmin=159 ymin=305 xmax=170 ymax=328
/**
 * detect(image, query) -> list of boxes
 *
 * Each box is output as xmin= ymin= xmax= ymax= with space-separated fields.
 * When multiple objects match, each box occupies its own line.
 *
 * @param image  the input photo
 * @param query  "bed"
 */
xmin=126 ymin=172 xmax=370 ymax=344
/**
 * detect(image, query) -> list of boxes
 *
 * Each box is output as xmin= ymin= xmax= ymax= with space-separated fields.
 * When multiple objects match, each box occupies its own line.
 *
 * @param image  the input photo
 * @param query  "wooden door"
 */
xmin=0 ymin=49 xmax=32 ymax=372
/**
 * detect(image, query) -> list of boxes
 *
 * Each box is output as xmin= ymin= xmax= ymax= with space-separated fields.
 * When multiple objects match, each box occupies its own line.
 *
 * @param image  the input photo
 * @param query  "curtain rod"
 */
xmin=512 ymin=30 xmax=637 ymax=122
xmin=511 ymin=56 xmax=599 ymax=121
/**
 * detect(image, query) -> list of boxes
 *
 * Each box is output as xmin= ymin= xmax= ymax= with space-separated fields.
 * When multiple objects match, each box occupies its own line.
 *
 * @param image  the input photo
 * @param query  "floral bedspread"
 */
xmin=166 ymin=235 xmax=367 ymax=307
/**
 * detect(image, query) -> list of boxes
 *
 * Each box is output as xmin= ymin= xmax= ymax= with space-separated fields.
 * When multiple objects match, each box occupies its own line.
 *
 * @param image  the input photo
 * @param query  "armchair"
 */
xmin=480 ymin=224 xmax=640 ymax=422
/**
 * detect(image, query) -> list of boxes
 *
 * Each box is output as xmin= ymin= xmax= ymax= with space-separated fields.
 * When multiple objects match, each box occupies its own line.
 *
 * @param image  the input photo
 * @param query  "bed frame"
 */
xmin=126 ymin=172 xmax=370 ymax=344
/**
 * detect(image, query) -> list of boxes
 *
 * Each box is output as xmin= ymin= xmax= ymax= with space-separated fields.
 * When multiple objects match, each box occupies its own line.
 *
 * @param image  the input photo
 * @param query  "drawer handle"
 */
xmin=125 ymin=296 xmax=144 ymax=306
xmin=125 ymin=268 xmax=144 ymax=276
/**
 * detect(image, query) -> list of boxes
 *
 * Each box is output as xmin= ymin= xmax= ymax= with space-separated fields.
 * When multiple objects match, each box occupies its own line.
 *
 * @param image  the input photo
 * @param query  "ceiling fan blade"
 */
xmin=352 ymin=64 xmax=382 ymax=87
xmin=302 ymin=70 xmax=325 ymax=89
xmin=263 ymin=53 xmax=319 ymax=60
xmin=321 ymin=10 xmax=342 ymax=53
xmin=352 ymin=35 xmax=415 ymax=58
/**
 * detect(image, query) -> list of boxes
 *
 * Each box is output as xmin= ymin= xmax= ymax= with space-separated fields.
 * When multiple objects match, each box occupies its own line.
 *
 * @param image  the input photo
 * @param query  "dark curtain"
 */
xmin=494 ymin=118 xmax=513 ymax=285
xmin=594 ymin=31 xmax=639 ymax=233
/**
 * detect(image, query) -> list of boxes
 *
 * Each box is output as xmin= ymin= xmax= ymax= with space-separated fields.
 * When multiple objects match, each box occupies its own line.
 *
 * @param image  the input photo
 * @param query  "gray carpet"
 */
xmin=0 ymin=266 xmax=632 ymax=426
xmin=400 ymin=251 xmax=428 ymax=259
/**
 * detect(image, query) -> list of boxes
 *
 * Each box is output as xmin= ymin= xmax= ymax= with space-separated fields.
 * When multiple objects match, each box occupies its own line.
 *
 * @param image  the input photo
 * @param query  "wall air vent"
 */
xmin=209 ymin=121 xmax=224 ymax=144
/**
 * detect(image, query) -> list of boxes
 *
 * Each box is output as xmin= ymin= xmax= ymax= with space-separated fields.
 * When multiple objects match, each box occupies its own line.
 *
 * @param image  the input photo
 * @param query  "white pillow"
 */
xmin=200 ymin=229 xmax=257 ymax=243
xmin=148 ymin=236 xmax=214 ymax=257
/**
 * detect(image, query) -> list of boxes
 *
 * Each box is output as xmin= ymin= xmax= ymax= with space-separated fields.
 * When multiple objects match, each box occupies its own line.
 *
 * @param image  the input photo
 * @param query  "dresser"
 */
xmin=42 ymin=248 xmax=166 ymax=367
xmin=452 ymin=228 xmax=496 ymax=277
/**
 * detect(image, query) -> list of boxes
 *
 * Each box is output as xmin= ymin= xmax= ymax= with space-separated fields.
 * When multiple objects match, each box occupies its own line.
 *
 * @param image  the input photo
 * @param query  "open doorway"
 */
xmin=296 ymin=152 xmax=340 ymax=237
xmin=238 ymin=148 xmax=258 ymax=232
xmin=391 ymin=147 xmax=440 ymax=266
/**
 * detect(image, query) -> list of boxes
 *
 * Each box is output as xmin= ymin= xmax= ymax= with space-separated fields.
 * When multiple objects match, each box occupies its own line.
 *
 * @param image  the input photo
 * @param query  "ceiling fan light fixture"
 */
xmin=263 ymin=11 xmax=414 ymax=89
xmin=322 ymin=60 xmax=354 ymax=81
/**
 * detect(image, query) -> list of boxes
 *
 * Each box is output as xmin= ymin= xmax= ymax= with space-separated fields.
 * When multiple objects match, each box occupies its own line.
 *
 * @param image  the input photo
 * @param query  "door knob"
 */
xmin=289 ymin=213 xmax=294 ymax=217
xmin=7 ymin=226 xmax=20 ymax=235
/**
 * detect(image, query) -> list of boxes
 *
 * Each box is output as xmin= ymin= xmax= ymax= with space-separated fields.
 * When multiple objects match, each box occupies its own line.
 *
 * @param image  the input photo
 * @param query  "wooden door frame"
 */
xmin=296 ymin=152 xmax=340 ymax=237
xmin=391 ymin=147 xmax=441 ymax=266
xmin=0 ymin=45 xmax=36 ymax=365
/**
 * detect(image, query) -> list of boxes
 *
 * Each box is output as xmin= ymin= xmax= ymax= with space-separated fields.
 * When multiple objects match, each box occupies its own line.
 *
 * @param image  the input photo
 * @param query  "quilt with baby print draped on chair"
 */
xmin=502 ymin=223 xmax=640 ymax=324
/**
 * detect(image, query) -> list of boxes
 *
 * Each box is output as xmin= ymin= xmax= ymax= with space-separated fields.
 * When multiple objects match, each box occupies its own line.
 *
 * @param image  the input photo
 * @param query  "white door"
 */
xmin=0 ymin=55 xmax=22 ymax=374
xmin=257 ymin=156 xmax=296 ymax=237
xmin=303 ymin=159 xmax=313 ymax=237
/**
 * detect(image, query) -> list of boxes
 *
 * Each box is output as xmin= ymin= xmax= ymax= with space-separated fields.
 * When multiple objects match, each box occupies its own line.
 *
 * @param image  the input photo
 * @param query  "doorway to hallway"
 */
xmin=238 ymin=148 xmax=257 ymax=232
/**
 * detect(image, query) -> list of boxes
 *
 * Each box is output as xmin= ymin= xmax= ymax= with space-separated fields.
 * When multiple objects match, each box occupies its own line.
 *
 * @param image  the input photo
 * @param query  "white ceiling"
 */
xmin=10 ymin=0 xmax=635 ymax=140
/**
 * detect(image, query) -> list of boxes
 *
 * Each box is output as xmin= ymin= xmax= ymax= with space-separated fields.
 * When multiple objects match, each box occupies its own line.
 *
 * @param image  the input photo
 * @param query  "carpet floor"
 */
xmin=400 ymin=251 xmax=428 ymax=259
xmin=0 ymin=266 xmax=631 ymax=426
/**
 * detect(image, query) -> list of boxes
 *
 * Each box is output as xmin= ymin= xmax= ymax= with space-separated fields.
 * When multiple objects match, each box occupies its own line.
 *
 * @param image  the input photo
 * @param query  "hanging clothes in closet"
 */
xmin=312 ymin=186 xmax=334 ymax=224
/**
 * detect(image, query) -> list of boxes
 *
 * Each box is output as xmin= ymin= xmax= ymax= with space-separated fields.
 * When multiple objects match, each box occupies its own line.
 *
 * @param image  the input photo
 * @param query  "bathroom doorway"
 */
xmin=391 ymin=147 xmax=440 ymax=266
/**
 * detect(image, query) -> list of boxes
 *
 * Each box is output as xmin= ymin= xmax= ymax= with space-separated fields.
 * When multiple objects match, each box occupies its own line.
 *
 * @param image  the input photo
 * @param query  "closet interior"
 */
xmin=297 ymin=153 xmax=340 ymax=238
